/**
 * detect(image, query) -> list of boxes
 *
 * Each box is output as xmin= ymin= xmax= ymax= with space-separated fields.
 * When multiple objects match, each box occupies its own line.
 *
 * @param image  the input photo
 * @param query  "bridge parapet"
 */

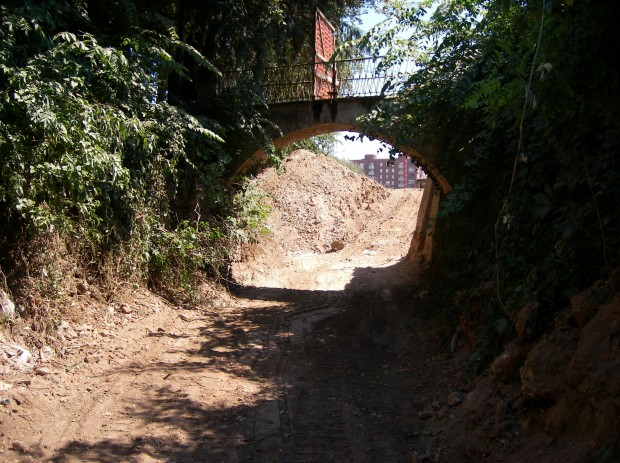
xmin=219 ymin=57 xmax=414 ymax=104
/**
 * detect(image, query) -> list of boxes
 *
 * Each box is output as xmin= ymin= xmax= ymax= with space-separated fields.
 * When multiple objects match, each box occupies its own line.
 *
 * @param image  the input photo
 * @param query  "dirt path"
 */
xmin=1 ymin=151 xmax=470 ymax=462
xmin=232 ymin=185 xmax=467 ymax=462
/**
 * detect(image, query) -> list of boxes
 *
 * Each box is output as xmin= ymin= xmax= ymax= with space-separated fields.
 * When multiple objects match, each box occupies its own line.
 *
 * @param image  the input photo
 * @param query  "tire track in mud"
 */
xmin=244 ymin=289 xmax=351 ymax=462
xmin=245 ymin=284 xmax=458 ymax=463
xmin=277 ymin=294 xmax=354 ymax=463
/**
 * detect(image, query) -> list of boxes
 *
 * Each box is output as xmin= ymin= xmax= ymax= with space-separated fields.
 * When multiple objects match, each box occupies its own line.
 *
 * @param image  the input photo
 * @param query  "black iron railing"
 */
xmin=219 ymin=57 xmax=414 ymax=104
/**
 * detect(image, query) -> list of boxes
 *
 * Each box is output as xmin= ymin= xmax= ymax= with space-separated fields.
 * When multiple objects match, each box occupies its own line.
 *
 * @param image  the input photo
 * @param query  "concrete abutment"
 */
xmin=407 ymin=181 xmax=439 ymax=264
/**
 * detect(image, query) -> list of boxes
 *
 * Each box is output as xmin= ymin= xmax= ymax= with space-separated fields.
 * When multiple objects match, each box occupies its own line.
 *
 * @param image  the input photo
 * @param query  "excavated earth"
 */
xmin=1 ymin=149 xmax=619 ymax=462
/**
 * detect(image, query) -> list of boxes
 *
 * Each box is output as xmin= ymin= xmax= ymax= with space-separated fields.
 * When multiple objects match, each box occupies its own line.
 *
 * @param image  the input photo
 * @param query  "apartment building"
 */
xmin=351 ymin=154 xmax=427 ymax=189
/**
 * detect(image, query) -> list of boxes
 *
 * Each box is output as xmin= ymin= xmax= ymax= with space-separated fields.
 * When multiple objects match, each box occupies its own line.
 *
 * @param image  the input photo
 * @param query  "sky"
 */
xmin=333 ymin=133 xmax=391 ymax=161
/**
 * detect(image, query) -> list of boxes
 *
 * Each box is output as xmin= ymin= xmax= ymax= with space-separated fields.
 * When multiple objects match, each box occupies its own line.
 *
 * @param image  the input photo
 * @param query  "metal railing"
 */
xmin=219 ymin=57 xmax=414 ymax=104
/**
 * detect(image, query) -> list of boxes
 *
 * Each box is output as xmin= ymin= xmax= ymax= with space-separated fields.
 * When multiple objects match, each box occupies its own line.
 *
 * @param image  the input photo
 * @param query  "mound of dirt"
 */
xmin=252 ymin=149 xmax=390 ymax=254
xmin=232 ymin=149 xmax=424 ymax=288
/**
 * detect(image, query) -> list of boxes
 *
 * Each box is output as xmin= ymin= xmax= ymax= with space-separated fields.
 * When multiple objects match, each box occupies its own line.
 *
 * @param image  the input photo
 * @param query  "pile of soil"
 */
xmin=232 ymin=149 xmax=423 ymax=288
xmin=251 ymin=149 xmax=389 ymax=253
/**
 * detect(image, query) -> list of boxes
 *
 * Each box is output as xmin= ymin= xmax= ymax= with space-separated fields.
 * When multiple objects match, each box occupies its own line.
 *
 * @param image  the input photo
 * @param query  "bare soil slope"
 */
xmin=232 ymin=149 xmax=422 ymax=290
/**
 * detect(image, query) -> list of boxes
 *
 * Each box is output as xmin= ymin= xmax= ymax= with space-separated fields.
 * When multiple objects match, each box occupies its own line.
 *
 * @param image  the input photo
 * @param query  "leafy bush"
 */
xmin=148 ymin=220 xmax=228 ymax=299
xmin=0 ymin=22 xmax=222 ymax=232
xmin=226 ymin=179 xmax=272 ymax=260
xmin=0 ymin=1 xmax=228 ymax=306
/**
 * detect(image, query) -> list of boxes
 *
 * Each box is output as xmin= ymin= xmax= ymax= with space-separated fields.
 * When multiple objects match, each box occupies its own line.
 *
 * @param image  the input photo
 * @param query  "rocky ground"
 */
xmin=0 ymin=149 xmax=618 ymax=462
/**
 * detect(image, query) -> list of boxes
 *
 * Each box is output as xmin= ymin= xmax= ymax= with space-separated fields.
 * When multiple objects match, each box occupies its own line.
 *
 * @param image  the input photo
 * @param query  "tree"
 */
xmin=356 ymin=0 xmax=620 ymax=360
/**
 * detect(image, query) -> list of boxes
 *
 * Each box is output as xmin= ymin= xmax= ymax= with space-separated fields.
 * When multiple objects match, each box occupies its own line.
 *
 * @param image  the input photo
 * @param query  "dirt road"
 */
xmin=231 ymin=186 xmax=465 ymax=462
xmin=1 ymin=151 xmax=469 ymax=462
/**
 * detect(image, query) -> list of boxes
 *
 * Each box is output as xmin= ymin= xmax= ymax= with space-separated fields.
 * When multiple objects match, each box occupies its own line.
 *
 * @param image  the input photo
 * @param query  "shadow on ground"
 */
xmin=48 ymin=259 xmax=458 ymax=463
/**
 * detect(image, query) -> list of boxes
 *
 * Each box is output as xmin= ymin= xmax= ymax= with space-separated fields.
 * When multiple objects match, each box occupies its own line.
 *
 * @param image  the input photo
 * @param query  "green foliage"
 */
xmin=226 ymin=180 xmax=272 ymax=252
xmin=328 ymin=154 xmax=362 ymax=175
xmin=148 ymin=220 xmax=227 ymax=298
xmin=0 ymin=0 xmax=232 ymax=303
xmin=0 ymin=2 xmax=223 ymax=233
xmin=280 ymin=134 xmax=339 ymax=156
xmin=358 ymin=0 xmax=620 ymax=369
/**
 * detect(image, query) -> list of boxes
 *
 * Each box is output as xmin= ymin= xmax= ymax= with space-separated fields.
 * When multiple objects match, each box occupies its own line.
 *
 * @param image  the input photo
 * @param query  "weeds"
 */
xmin=326 ymin=154 xmax=363 ymax=175
xmin=226 ymin=179 xmax=272 ymax=261
xmin=148 ymin=219 xmax=228 ymax=301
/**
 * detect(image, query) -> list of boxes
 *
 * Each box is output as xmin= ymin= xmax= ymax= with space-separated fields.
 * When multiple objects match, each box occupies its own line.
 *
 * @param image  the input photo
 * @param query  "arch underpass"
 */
xmin=229 ymin=97 xmax=446 ymax=264
xmin=232 ymin=97 xmax=451 ymax=196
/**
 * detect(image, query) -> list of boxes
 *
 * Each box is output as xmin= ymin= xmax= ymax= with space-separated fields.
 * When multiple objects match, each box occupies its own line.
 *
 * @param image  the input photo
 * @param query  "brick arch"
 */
xmin=274 ymin=122 xmax=451 ymax=195
xmin=235 ymin=118 xmax=451 ymax=195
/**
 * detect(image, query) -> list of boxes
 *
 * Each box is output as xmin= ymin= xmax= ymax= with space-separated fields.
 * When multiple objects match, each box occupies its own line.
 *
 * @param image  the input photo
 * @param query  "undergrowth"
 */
xmin=226 ymin=179 xmax=272 ymax=260
xmin=0 ymin=1 xmax=271 ymax=344
xmin=327 ymin=154 xmax=363 ymax=175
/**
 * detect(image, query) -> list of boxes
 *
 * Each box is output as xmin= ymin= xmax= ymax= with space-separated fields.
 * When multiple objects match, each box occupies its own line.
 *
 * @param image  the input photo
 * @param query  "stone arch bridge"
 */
xmin=221 ymin=57 xmax=445 ymax=262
